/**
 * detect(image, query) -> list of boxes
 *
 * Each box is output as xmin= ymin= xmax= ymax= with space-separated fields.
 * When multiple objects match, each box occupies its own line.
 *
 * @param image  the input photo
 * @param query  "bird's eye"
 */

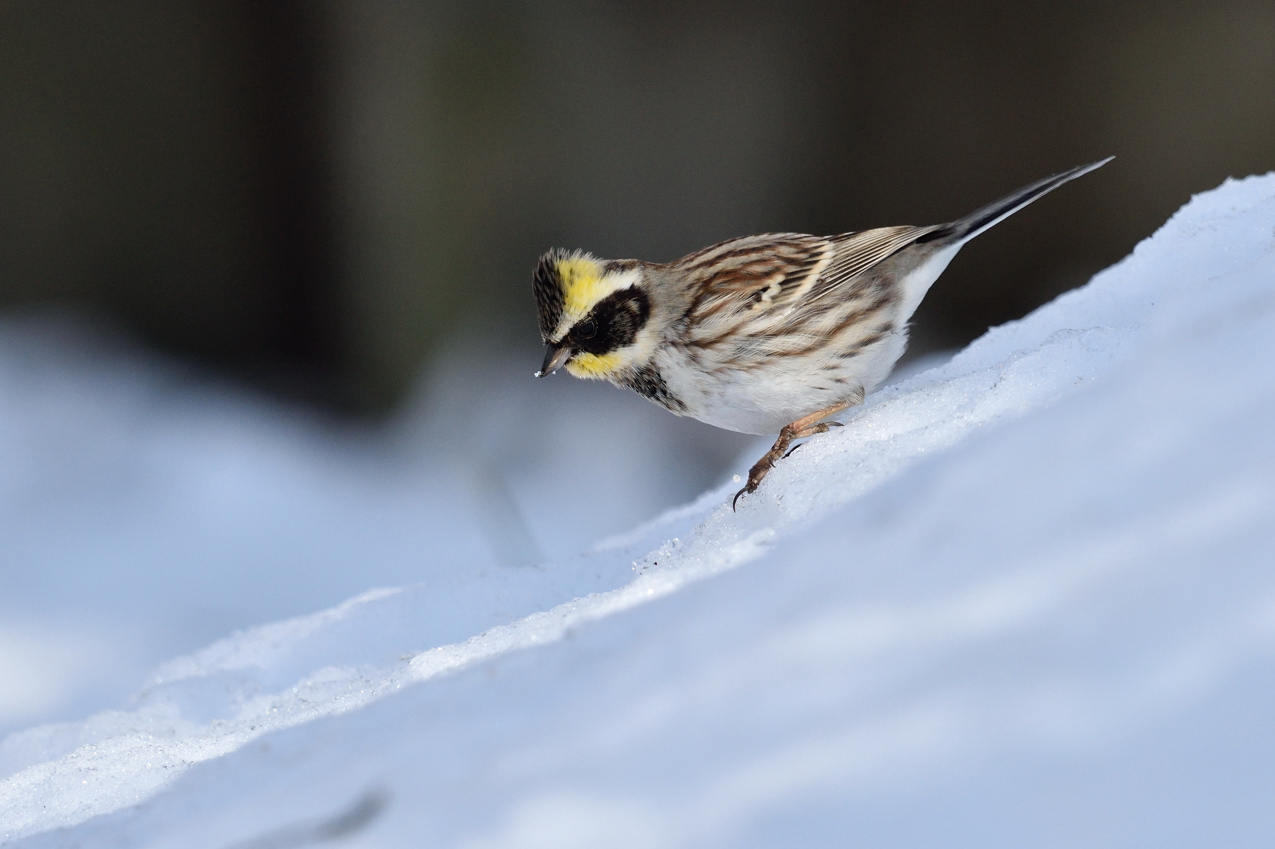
xmin=576 ymin=319 xmax=597 ymax=340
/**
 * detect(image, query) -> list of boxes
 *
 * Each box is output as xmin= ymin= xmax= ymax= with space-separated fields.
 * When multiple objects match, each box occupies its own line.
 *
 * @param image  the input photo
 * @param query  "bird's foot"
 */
xmin=731 ymin=403 xmax=852 ymax=511
xmin=782 ymin=421 xmax=842 ymax=459
xmin=732 ymin=423 xmax=811 ymax=510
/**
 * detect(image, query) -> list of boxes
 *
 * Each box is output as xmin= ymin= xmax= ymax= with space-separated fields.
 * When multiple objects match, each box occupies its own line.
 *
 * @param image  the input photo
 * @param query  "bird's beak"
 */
xmin=537 ymin=344 xmax=572 ymax=377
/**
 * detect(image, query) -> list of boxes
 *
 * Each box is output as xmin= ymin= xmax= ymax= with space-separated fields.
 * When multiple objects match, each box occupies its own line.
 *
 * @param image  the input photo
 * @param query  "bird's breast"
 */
xmin=649 ymin=329 xmax=908 ymax=434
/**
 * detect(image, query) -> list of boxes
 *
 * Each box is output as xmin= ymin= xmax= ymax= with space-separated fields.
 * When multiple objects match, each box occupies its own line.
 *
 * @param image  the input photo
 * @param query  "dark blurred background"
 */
xmin=3 ymin=0 xmax=1271 ymax=414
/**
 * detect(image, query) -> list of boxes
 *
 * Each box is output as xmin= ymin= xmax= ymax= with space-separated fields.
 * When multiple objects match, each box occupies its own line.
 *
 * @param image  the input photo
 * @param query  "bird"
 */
xmin=532 ymin=158 xmax=1112 ymax=509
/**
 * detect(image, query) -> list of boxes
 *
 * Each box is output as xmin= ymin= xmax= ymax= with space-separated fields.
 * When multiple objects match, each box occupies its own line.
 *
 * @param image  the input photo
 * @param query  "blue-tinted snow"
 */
xmin=3 ymin=174 xmax=1274 ymax=847
xmin=0 ymin=319 xmax=744 ymax=735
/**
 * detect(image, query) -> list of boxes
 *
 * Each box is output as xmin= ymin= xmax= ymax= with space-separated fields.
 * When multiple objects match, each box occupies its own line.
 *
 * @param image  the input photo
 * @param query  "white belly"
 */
xmin=656 ymin=329 xmax=909 ymax=435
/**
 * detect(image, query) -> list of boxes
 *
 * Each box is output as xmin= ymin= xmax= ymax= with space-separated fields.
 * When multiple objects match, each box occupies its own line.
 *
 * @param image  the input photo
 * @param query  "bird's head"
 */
xmin=532 ymin=249 xmax=655 ymax=380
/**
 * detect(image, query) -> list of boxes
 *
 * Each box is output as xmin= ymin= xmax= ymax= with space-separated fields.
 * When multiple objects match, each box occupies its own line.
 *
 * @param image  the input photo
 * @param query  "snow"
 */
xmin=0 ymin=320 xmax=744 ymax=736
xmin=3 ymin=174 xmax=1275 ymax=846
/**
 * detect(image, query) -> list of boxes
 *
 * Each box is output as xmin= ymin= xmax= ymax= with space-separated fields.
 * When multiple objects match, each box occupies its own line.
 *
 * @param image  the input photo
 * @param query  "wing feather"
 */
xmin=804 ymin=225 xmax=941 ymax=306
xmin=676 ymin=233 xmax=834 ymax=320
xmin=674 ymin=225 xmax=940 ymax=354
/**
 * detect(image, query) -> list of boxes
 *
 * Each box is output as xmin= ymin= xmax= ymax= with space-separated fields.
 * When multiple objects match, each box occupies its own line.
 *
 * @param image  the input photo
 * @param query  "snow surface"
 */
xmin=3 ymin=174 xmax=1275 ymax=846
xmin=0 ymin=320 xmax=747 ymax=735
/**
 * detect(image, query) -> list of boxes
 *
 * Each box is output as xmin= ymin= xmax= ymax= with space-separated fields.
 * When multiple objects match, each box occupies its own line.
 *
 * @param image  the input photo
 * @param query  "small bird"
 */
xmin=533 ymin=158 xmax=1112 ymax=508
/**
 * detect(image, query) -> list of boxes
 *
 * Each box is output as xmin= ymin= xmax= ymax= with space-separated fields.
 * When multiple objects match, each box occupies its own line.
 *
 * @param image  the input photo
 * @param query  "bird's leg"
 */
xmin=732 ymin=396 xmax=858 ymax=510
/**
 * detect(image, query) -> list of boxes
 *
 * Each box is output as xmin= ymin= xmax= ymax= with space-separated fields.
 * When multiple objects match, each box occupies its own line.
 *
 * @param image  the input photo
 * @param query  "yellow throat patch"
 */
xmin=565 ymin=351 xmax=623 ymax=378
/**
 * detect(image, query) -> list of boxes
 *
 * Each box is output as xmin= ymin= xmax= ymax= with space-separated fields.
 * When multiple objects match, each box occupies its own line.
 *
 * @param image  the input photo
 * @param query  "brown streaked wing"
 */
xmin=676 ymin=233 xmax=835 ymax=321
xmin=803 ymin=225 xmax=942 ymax=305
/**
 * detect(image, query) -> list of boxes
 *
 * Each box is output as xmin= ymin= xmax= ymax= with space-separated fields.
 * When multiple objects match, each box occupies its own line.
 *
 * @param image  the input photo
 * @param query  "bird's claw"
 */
xmin=732 ymin=412 xmax=848 ymax=511
xmin=732 ymin=477 xmax=762 ymax=511
xmin=732 ymin=458 xmax=773 ymax=511
xmin=781 ymin=420 xmax=842 ymax=460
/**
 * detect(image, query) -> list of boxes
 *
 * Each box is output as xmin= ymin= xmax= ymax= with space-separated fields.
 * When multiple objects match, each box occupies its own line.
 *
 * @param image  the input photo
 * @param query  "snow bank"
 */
xmin=4 ymin=174 xmax=1275 ymax=847
xmin=0 ymin=318 xmax=743 ymax=735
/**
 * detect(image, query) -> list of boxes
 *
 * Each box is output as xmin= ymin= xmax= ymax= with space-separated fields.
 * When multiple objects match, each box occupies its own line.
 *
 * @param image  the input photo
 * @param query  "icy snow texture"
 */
xmin=4 ymin=174 xmax=1275 ymax=846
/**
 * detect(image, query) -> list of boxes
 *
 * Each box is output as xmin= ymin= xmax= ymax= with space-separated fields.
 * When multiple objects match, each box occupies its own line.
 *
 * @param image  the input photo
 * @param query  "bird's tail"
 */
xmin=916 ymin=156 xmax=1114 ymax=245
